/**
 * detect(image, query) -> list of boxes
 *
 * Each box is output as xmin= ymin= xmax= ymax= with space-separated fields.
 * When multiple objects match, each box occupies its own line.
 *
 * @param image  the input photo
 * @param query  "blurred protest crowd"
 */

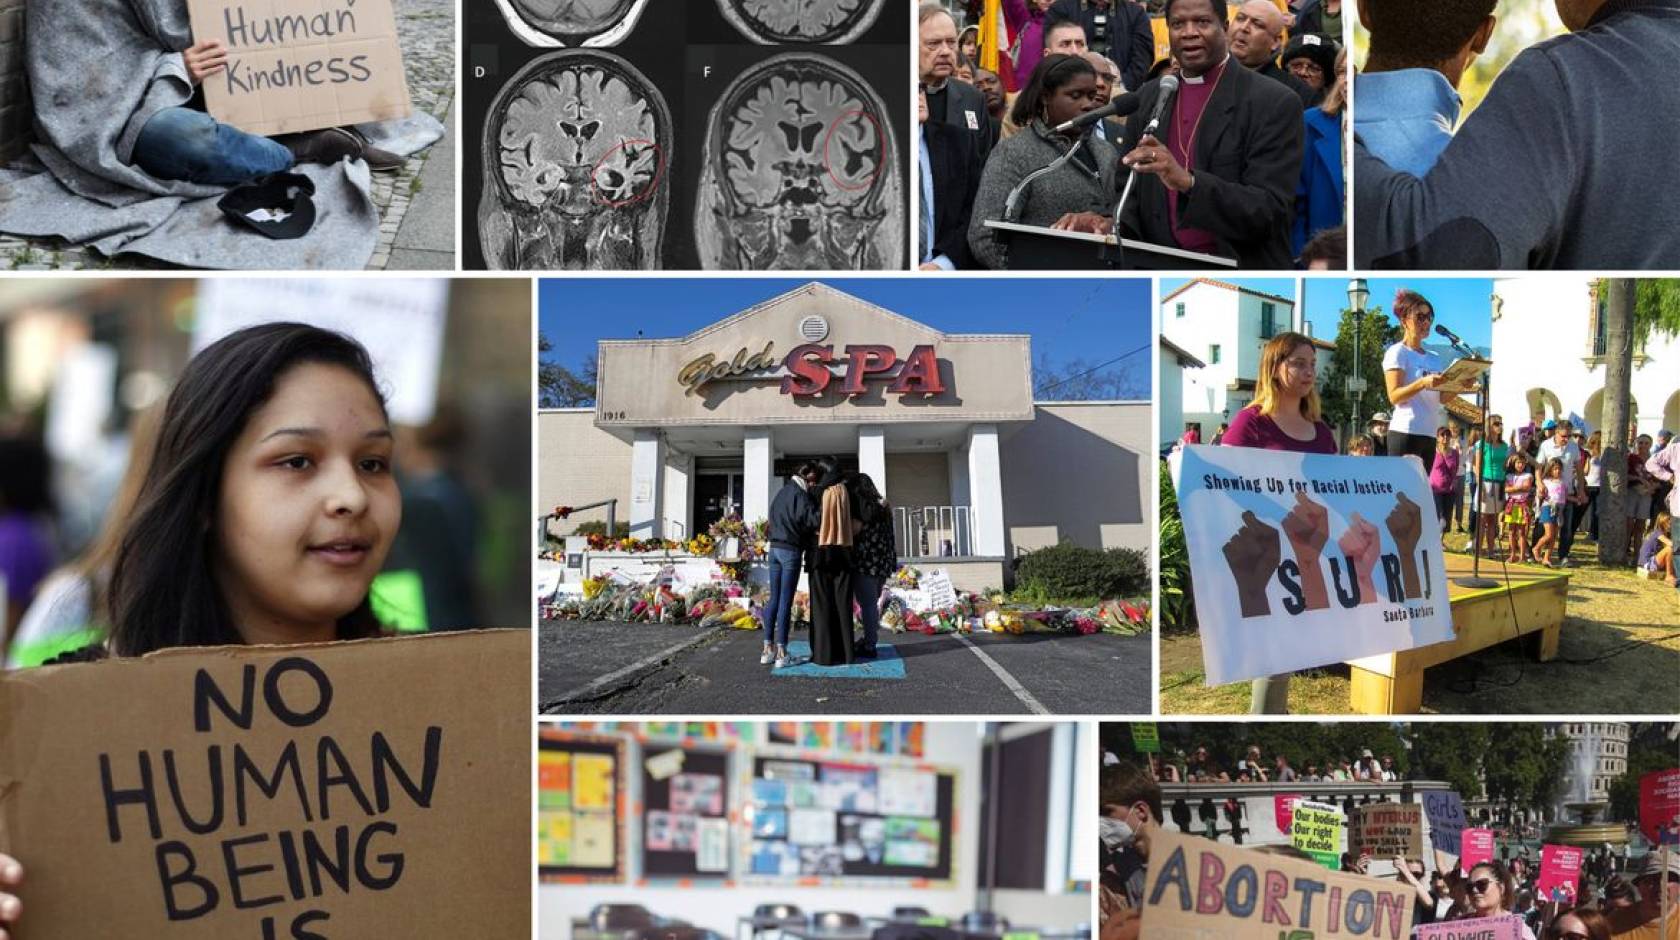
xmin=919 ymin=0 xmax=1346 ymax=271
xmin=1099 ymin=756 xmax=1680 ymax=940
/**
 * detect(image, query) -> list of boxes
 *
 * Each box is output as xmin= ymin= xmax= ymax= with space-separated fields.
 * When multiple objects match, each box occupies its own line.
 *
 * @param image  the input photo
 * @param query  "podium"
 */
xmin=982 ymin=220 xmax=1237 ymax=270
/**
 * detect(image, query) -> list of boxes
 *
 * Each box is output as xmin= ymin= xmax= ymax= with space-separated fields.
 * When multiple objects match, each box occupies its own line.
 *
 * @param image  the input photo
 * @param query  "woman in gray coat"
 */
xmin=967 ymin=53 xmax=1121 ymax=269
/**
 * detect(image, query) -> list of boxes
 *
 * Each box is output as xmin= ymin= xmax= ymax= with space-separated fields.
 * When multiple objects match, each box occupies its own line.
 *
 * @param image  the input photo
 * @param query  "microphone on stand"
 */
xmin=1051 ymin=92 xmax=1142 ymax=134
xmin=1434 ymin=323 xmax=1477 ymax=357
xmin=1111 ymin=75 xmax=1181 ymax=239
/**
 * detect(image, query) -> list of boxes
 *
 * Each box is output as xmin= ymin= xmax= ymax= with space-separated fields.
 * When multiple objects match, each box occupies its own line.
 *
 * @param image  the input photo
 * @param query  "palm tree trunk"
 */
xmin=1597 ymin=279 xmax=1635 ymax=567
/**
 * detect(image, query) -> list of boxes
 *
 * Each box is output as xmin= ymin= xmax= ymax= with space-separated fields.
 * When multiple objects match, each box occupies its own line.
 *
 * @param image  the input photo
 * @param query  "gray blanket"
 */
xmin=0 ymin=0 xmax=442 ymax=269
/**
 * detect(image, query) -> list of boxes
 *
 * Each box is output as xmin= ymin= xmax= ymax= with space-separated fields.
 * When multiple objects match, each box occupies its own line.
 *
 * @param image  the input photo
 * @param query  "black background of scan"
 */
xmin=463 ymin=2 xmax=910 ymax=271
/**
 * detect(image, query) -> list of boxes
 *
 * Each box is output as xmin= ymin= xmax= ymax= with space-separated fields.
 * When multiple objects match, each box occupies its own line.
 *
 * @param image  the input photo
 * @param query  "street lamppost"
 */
xmin=1346 ymin=278 xmax=1370 ymax=443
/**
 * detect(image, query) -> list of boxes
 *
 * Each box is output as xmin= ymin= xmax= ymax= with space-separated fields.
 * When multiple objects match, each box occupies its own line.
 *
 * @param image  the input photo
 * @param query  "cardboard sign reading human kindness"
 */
xmin=1140 ymin=828 xmax=1414 ymax=938
xmin=186 ymin=0 xmax=413 ymax=135
xmin=1352 ymin=803 xmax=1425 ymax=861
xmin=1640 ymin=767 xmax=1680 ymax=846
xmin=1414 ymin=914 xmax=1526 ymax=940
xmin=0 ymin=631 xmax=530 ymax=939
xmin=1171 ymin=446 xmax=1455 ymax=685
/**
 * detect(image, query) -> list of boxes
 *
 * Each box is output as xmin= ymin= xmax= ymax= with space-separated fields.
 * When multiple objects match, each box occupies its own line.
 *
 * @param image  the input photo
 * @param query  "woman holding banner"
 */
xmin=1220 ymin=331 xmax=1338 ymax=713
xmin=0 ymin=323 xmax=403 ymax=936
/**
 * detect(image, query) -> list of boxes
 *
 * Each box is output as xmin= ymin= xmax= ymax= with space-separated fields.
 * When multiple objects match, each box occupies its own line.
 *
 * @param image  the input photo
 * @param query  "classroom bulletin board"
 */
xmin=537 ymin=730 xmax=625 ymax=882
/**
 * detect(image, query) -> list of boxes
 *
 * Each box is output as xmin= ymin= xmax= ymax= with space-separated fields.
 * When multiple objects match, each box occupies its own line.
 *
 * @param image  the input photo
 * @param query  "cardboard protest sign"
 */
xmin=0 ymin=631 xmax=530 ymax=939
xmin=1352 ymin=803 xmax=1425 ymax=861
xmin=1538 ymin=844 xmax=1583 ymax=906
xmin=186 ymin=0 xmax=413 ymax=136
xmin=1292 ymin=801 xmax=1345 ymax=870
xmin=1140 ymin=828 xmax=1414 ymax=939
xmin=1640 ymin=768 xmax=1680 ymax=846
xmin=1423 ymin=790 xmax=1467 ymax=857
xmin=1170 ymin=445 xmax=1455 ymax=685
xmin=1460 ymin=828 xmax=1495 ymax=869
xmin=1414 ymin=914 xmax=1525 ymax=940
xmin=1131 ymin=723 xmax=1160 ymax=753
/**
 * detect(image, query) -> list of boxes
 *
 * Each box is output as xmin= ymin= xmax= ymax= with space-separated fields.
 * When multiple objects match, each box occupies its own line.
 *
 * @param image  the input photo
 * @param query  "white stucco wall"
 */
xmin=1491 ymin=278 xmax=1680 ymax=436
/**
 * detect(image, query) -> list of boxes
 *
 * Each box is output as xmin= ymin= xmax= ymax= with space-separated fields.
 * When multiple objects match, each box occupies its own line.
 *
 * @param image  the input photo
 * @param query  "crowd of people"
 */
xmin=918 ymin=0 xmax=1347 ymax=271
xmin=1105 ymin=741 xmax=1405 ymax=783
xmin=1100 ymin=756 xmax=1680 ymax=940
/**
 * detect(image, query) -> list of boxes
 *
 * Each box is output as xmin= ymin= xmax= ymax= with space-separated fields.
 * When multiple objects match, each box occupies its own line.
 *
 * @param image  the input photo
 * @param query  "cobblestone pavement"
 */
xmin=0 ymin=0 xmax=455 ymax=271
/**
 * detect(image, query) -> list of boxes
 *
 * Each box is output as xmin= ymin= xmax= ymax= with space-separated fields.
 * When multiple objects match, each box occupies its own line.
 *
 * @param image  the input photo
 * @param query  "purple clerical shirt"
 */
xmin=1165 ymin=58 xmax=1228 ymax=254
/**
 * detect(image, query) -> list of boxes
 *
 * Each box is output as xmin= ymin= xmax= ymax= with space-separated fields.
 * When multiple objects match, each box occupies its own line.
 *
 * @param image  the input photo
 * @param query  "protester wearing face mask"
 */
xmin=1098 ymin=762 xmax=1162 ymax=940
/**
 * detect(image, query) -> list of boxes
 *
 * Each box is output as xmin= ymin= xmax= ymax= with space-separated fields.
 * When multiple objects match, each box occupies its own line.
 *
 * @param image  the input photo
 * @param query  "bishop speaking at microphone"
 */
xmin=1028 ymin=0 xmax=1305 ymax=270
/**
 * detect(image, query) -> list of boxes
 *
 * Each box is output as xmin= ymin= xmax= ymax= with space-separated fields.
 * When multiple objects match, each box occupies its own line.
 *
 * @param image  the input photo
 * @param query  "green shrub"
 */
xmin=1158 ymin=464 xmax=1197 ymax=634
xmin=572 ymin=520 xmax=631 ymax=538
xmin=1013 ymin=541 xmax=1150 ymax=604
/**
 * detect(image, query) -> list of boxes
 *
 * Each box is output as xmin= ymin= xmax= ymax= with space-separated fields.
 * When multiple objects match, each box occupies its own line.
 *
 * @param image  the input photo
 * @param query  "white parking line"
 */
xmin=955 ymin=634 xmax=1050 ymax=715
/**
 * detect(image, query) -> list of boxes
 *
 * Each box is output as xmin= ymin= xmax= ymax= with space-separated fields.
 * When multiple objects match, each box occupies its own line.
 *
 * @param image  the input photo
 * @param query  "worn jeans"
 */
xmin=131 ymin=107 xmax=293 ymax=185
xmin=853 ymin=573 xmax=883 ymax=650
xmin=764 ymin=545 xmax=803 ymax=649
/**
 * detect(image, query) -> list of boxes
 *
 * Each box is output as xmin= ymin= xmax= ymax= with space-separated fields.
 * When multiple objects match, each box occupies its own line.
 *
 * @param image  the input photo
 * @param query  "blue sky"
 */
xmin=540 ymin=278 xmax=1153 ymax=379
xmin=1160 ymin=277 xmax=1495 ymax=351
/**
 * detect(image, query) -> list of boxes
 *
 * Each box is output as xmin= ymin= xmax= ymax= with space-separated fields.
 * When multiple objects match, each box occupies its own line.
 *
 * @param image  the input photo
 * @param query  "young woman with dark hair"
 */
xmin=0 ymin=322 xmax=402 ymax=936
xmin=967 ymin=53 xmax=1117 ymax=268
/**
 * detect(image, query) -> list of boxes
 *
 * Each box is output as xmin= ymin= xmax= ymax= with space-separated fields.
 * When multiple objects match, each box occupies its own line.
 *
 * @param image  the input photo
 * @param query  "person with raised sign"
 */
xmin=1218 ymin=330 xmax=1337 ymax=714
xmin=0 ymin=323 xmax=405 ymax=937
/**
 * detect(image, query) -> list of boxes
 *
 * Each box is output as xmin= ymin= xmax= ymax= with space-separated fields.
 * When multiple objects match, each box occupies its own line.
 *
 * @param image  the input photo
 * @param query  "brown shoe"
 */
xmin=348 ymin=128 xmax=406 ymax=172
xmin=278 ymin=127 xmax=363 ymax=166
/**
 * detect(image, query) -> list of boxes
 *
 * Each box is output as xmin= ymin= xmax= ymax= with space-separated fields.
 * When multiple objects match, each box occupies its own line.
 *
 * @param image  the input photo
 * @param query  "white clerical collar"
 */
xmin=1180 ymin=54 xmax=1232 ymax=84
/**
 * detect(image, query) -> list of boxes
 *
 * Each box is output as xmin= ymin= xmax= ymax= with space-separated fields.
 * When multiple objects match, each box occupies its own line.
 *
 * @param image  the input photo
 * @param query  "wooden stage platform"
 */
xmin=1346 ymin=552 xmax=1570 ymax=713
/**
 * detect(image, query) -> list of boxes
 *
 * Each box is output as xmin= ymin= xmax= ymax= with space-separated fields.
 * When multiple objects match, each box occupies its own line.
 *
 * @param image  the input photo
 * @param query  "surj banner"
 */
xmin=1171 ymin=446 xmax=1455 ymax=685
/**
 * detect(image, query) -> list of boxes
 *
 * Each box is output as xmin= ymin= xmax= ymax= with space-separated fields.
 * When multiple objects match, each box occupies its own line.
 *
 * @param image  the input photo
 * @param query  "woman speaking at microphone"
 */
xmin=966 ymin=53 xmax=1122 ymax=269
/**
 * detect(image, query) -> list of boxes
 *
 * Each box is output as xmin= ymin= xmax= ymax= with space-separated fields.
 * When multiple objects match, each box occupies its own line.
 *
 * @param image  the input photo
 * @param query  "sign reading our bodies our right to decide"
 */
xmin=1170 ymin=446 xmax=1455 ymax=685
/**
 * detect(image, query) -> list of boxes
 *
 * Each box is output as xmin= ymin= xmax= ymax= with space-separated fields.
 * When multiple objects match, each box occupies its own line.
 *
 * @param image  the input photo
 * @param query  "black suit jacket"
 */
xmin=1119 ymin=58 xmax=1304 ymax=269
xmin=929 ymin=79 xmax=997 ymax=159
xmin=923 ymin=121 xmax=982 ymax=268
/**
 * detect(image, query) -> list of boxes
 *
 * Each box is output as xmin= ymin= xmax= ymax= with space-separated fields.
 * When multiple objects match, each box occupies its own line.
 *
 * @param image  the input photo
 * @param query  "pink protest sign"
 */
xmin=1639 ymin=768 xmax=1680 ymax=846
xmin=1538 ymin=844 xmax=1583 ymax=906
xmin=1276 ymin=793 xmax=1302 ymax=833
xmin=1461 ymin=828 xmax=1495 ymax=868
xmin=1414 ymin=914 xmax=1525 ymax=940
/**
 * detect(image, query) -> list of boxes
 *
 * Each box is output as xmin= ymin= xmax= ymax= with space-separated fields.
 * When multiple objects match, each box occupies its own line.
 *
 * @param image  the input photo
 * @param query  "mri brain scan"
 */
xmin=716 ymin=0 xmax=887 ymax=44
xmin=492 ymin=0 xmax=650 ymax=47
xmin=480 ymin=50 xmax=671 ymax=269
xmin=695 ymin=53 xmax=901 ymax=270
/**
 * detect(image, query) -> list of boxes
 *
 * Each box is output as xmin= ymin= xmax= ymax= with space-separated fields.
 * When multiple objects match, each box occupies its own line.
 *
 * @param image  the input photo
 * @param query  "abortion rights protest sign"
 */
xmin=1352 ymin=803 xmax=1425 ymax=861
xmin=1461 ymin=828 xmax=1496 ymax=868
xmin=1414 ymin=914 xmax=1526 ymax=940
xmin=0 ymin=631 xmax=530 ymax=939
xmin=1170 ymin=445 xmax=1455 ymax=685
xmin=1538 ymin=845 xmax=1584 ymax=905
xmin=1423 ymin=791 xmax=1468 ymax=856
xmin=1640 ymin=768 xmax=1680 ymax=845
xmin=1291 ymin=801 xmax=1345 ymax=870
xmin=187 ymin=0 xmax=413 ymax=135
xmin=1140 ymin=829 xmax=1414 ymax=938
